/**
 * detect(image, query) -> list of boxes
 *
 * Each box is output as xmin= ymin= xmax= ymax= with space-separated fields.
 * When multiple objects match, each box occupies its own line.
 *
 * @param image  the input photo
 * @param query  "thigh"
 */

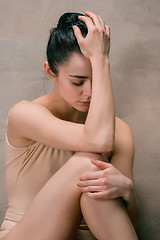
xmin=5 ymin=152 xmax=102 ymax=240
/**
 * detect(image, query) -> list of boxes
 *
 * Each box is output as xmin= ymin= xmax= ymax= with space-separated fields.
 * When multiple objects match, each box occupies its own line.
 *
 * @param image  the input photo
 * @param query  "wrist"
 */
xmin=90 ymin=54 xmax=110 ymax=66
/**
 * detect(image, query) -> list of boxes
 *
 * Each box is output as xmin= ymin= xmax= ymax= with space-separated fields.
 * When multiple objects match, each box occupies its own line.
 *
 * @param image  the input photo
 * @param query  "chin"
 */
xmin=74 ymin=105 xmax=89 ymax=113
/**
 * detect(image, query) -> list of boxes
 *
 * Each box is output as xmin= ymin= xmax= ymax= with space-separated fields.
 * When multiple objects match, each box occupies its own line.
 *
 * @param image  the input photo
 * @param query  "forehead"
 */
xmin=59 ymin=53 xmax=92 ymax=76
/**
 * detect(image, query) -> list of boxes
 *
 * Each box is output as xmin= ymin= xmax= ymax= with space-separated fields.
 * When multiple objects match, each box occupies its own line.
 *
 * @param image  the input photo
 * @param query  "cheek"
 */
xmin=60 ymin=82 xmax=81 ymax=100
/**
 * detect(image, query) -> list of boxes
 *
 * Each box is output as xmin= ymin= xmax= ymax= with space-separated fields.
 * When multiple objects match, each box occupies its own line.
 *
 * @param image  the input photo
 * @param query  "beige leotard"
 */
xmin=0 ymin=137 xmax=97 ymax=239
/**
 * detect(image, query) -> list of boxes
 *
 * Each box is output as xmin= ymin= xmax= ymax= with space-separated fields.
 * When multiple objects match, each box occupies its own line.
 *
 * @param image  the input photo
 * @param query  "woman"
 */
xmin=0 ymin=11 xmax=139 ymax=240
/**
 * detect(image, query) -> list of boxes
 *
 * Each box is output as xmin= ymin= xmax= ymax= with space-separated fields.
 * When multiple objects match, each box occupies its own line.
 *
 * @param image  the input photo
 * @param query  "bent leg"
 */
xmin=81 ymin=194 xmax=138 ymax=240
xmin=3 ymin=151 xmax=138 ymax=240
xmin=4 ymin=152 xmax=102 ymax=240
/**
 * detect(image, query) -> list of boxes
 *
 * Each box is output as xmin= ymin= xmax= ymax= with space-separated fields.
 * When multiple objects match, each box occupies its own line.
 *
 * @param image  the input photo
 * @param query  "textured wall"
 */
xmin=0 ymin=0 xmax=160 ymax=239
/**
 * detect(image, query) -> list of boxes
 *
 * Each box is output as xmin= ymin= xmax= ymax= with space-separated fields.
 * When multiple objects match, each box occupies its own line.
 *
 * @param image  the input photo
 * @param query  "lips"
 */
xmin=78 ymin=101 xmax=90 ymax=105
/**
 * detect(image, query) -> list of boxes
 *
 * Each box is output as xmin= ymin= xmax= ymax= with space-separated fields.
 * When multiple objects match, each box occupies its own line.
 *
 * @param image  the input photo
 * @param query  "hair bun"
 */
xmin=57 ymin=12 xmax=85 ymax=30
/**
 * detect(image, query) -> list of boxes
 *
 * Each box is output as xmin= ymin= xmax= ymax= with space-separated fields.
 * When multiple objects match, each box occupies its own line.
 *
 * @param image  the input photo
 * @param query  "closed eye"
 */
xmin=69 ymin=74 xmax=88 ymax=87
xmin=72 ymin=81 xmax=84 ymax=86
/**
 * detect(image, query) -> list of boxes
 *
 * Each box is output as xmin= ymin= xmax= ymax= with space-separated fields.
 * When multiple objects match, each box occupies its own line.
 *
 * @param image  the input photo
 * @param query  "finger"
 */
xmin=79 ymin=185 xmax=103 ymax=193
xmin=78 ymin=15 xmax=95 ymax=32
xmin=84 ymin=11 xmax=100 ymax=24
xmin=105 ymin=25 xmax=110 ymax=38
xmin=86 ymin=191 xmax=109 ymax=199
xmin=84 ymin=11 xmax=102 ymax=29
xmin=91 ymin=159 xmax=111 ymax=170
xmin=97 ymin=16 xmax=106 ymax=30
xmin=72 ymin=25 xmax=84 ymax=42
xmin=77 ymin=179 xmax=100 ymax=187
xmin=79 ymin=170 xmax=104 ymax=181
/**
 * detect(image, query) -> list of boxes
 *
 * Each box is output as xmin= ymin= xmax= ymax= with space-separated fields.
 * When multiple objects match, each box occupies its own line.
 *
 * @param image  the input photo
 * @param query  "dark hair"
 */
xmin=46 ymin=12 xmax=88 ymax=75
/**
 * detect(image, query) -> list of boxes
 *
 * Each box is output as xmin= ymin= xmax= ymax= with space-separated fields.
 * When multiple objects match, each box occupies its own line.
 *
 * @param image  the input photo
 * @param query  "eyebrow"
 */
xmin=69 ymin=75 xmax=88 ymax=79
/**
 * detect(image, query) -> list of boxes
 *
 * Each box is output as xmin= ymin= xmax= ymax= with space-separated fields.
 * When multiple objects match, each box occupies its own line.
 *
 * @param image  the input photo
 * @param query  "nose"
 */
xmin=82 ymin=80 xmax=92 ymax=98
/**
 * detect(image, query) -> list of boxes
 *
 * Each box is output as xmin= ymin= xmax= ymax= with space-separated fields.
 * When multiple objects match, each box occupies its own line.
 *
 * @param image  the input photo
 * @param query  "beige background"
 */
xmin=0 ymin=0 xmax=160 ymax=239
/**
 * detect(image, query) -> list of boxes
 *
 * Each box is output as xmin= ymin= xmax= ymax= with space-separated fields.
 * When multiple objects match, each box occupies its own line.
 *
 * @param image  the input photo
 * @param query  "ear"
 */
xmin=44 ymin=61 xmax=56 ymax=82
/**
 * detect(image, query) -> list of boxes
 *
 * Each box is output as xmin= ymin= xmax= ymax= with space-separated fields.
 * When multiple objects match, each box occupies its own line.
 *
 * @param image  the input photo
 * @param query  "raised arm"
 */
xmin=73 ymin=11 xmax=115 ymax=151
xmin=7 ymin=11 xmax=115 ymax=153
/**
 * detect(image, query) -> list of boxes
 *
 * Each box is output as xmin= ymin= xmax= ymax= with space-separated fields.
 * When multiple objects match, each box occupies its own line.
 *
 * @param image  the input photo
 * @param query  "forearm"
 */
xmin=84 ymin=56 xmax=115 ymax=152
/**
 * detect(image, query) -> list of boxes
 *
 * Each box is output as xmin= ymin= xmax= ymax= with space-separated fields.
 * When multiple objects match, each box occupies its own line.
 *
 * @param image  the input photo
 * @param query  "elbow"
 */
xmin=92 ymin=135 xmax=115 ymax=153
xmin=101 ymin=140 xmax=114 ymax=153
xmin=102 ymin=130 xmax=115 ymax=152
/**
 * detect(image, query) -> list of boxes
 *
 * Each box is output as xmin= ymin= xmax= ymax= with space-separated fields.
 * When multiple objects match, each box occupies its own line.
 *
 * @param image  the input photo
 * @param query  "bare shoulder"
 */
xmin=8 ymin=100 xmax=31 ymax=126
xmin=8 ymin=100 xmax=47 ymax=129
xmin=114 ymin=117 xmax=135 ymax=154
xmin=7 ymin=100 xmax=51 ymax=147
xmin=115 ymin=117 xmax=134 ymax=139
xmin=106 ymin=117 xmax=136 ymax=181
xmin=115 ymin=117 xmax=132 ymax=132
xmin=8 ymin=100 xmax=51 ymax=124
xmin=108 ymin=117 xmax=135 ymax=179
xmin=9 ymin=100 xmax=48 ymax=114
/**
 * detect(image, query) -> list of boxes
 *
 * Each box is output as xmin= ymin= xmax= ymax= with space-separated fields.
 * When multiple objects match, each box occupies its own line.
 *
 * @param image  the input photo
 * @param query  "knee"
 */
xmin=74 ymin=152 xmax=104 ymax=161
xmin=67 ymin=152 xmax=104 ymax=176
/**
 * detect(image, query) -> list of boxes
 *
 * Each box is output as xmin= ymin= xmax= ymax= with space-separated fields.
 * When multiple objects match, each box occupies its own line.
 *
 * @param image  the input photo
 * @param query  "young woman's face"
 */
xmin=55 ymin=53 xmax=92 ymax=112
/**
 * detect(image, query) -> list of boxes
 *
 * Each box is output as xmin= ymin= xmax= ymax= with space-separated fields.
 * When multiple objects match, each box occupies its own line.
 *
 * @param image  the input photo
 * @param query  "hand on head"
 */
xmin=72 ymin=11 xmax=110 ymax=59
